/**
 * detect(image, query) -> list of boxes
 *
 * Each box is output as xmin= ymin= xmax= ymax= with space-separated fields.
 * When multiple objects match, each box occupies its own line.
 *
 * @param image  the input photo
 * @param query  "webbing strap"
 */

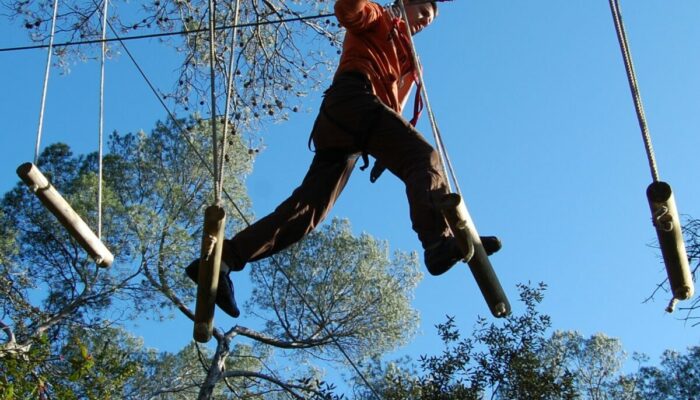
xmin=409 ymin=80 xmax=424 ymax=127
xmin=317 ymin=103 xmax=379 ymax=170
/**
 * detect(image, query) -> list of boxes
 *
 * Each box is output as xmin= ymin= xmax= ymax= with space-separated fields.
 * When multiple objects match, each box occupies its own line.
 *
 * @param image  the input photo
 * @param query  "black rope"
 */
xmin=0 ymin=12 xmax=334 ymax=53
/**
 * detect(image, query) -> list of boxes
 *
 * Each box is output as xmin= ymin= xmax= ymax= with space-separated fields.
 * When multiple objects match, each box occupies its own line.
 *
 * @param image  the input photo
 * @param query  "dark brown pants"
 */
xmin=224 ymin=73 xmax=450 ymax=270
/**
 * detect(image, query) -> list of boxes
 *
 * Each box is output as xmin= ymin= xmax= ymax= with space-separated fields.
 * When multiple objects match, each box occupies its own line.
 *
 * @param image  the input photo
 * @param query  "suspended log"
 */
xmin=16 ymin=162 xmax=113 ymax=268
xmin=193 ymin=205 xmax=226 ymax=343
xmin=440 ymin=194 xmax=475 ymax=262
xmin=646 ymin=181 xmax=694 ymax=310
xmin=440 ymin=193 xmax=511 ymax=318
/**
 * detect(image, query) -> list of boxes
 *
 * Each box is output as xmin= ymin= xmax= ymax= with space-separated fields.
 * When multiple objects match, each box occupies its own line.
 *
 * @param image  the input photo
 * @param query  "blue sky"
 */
xmin=1 ymin=0 xmax=698 ymax=377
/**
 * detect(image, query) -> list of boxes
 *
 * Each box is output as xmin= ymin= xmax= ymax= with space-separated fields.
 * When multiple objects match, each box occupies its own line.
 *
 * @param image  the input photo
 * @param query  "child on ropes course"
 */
xmin=187 ymin=0 xmax=500 ymax=317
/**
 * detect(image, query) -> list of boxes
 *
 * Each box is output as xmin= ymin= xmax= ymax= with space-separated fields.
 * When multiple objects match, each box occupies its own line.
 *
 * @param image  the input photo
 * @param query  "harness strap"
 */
xmin=310 ymin=101 xmax=381 ymax=171
xmin=314 ymin=147 xmax=359 ymax=163
xmin=409 ymin=79 xmax=424 ymax=126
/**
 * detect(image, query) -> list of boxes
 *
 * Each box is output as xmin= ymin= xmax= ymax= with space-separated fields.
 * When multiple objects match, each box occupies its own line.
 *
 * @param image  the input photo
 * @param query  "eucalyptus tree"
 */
xmin=0 ymin=116 xmax=423 ymax=399
xmin=354 ymin=284 xmax=647 ymax=400
xmin=542 ymin=331 xmax=637 ymax=400
xmin=354 ymin=283 xmax=578 ymax=400
xmin=0 ymin=115 xmax=250 ymax=397
xmin=633 ymin=346 xmax=700 ymax=399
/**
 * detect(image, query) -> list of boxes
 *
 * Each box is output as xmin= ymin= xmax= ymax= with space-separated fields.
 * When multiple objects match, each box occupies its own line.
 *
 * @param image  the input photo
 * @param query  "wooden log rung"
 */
xmin=193 ymin=205 xmax=226 ymax=343
xmin=439 ymin=193 xmax=511 ymax=318
xmin=647 ymin=181 xmax=694 ymax=307
xmin=16 ymin=162 xmax=114 ymax=268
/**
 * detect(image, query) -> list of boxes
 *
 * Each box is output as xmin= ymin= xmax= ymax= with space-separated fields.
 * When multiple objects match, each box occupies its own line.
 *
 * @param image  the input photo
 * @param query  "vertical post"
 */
xmin=646 ymin=181 xmax=694 ymax=308
xmin=193 ymin=205 xmax=226 ymax=343
xmin=16 ymin=162 xmax=114 ymax=267
xmin=440 ymin=193 xmax=511 ymax=318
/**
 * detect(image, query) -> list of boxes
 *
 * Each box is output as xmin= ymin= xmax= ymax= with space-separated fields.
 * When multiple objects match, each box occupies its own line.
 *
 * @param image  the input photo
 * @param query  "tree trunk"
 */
xmin=198 ymin=335 xmax=230 ymax=400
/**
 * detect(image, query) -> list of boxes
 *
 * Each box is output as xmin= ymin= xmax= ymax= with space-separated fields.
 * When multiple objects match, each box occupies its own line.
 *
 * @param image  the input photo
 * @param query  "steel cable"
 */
xmin=608 ymin=0 xmax=660 ymax=182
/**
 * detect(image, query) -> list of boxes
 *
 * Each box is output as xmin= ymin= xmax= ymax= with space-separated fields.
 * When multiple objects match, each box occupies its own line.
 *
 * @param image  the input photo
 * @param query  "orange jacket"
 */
xmin=334 ymin=0 xmax=414 ymax=113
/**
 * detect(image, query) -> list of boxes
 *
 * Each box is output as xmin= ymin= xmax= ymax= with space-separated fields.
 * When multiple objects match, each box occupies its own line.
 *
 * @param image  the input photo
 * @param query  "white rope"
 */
xmin=207 ymin=0 xmax=221 ymax=203
xmin=34 ymin=0 xmax=60 ymax=164
xmin=97 ymin=0 xmax=109 ymax=239
xmin=217 ymin=0 xmax=242 ymax=202
xmin=395 ymin=0 xmax=462 ymax=196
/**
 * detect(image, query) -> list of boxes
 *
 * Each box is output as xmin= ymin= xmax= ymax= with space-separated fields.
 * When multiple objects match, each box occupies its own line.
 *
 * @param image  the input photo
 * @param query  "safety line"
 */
xmin=33 ymin=0 xmax=60 ymax=165
xmin=104 ymin=14 xmax=382 ymax=400
xmin=0 ymin=13 xmax=334 ymax=53
xmin=608 ymin=0 xmax=660 ymax=182
xmin=396 ymin=0 xmax=461 ymax=196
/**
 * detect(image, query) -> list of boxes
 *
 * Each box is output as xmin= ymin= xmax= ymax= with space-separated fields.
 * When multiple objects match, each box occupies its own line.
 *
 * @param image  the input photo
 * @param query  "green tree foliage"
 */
xmin=543 ymin=331 xmax=636 ymax=400
xmin=1 ymin=334 xmax=52 ymax=399
xmin=0 ymin=116 xmax=253 ymax=398
xmin=633 ymin=346 xmax=700 ymax=399
xmin=358 ymin=283 xmax=577 ymax=399
xmin=357 ymin=283 xmax=684 ymax=400
xmin=250 ymin=219 xmax=422 ymax=362
xmin=185 ymin=219 xmax=421 ymax=399
xmin=1 ymin=116 xmax=424 ymax=399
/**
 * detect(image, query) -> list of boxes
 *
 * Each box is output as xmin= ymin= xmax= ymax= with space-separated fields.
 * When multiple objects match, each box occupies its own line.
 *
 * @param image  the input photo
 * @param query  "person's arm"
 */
xmin=335 ymin=0 xmax=381 ymax=32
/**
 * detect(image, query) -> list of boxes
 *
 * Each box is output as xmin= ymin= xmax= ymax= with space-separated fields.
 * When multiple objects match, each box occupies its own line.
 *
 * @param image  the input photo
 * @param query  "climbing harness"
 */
xmin=608 ymin=0 xmax=694 ymax=312
xmin=396 ymin=0 xmax=510 ymax=318
xmin=367 ymin=8 xmax=424 ymax=183
xmin=16 ymin=0 xmax=114 ymax=268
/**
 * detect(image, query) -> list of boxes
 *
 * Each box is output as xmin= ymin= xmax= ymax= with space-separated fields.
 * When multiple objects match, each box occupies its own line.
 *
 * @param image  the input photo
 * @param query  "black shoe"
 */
xmin=424 ymin=236 xmax=503 ymax=276
xmin=424 ymin=238 xmax=463 ymax=276
xmin=185 ymin=259 xmax=240 ymax=318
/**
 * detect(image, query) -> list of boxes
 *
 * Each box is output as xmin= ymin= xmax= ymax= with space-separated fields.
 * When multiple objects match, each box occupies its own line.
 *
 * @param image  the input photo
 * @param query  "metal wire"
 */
xmin=0 ymin=13 xmax=335 ymax=54
xmin=33 ymin=0 xmax=60 ymax=165
xmin=97 ymin=0 xmax=109 ymax=240
xmin=218 ymin=0 xmax=242 ymax=204
xmin=608 ymin=0 xmax=660 ymax=182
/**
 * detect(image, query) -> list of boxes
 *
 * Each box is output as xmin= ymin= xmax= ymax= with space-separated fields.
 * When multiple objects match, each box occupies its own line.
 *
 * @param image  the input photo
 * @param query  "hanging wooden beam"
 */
xmin=646 ymin=181 xmax=694 ymax=311
xmin=16 ymin=162 xmax=113 ymax=268
xmin=440 ymin=193 xmax=511 ymax=318
xmin=193 ymin=205 xmax=226 ymax=343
